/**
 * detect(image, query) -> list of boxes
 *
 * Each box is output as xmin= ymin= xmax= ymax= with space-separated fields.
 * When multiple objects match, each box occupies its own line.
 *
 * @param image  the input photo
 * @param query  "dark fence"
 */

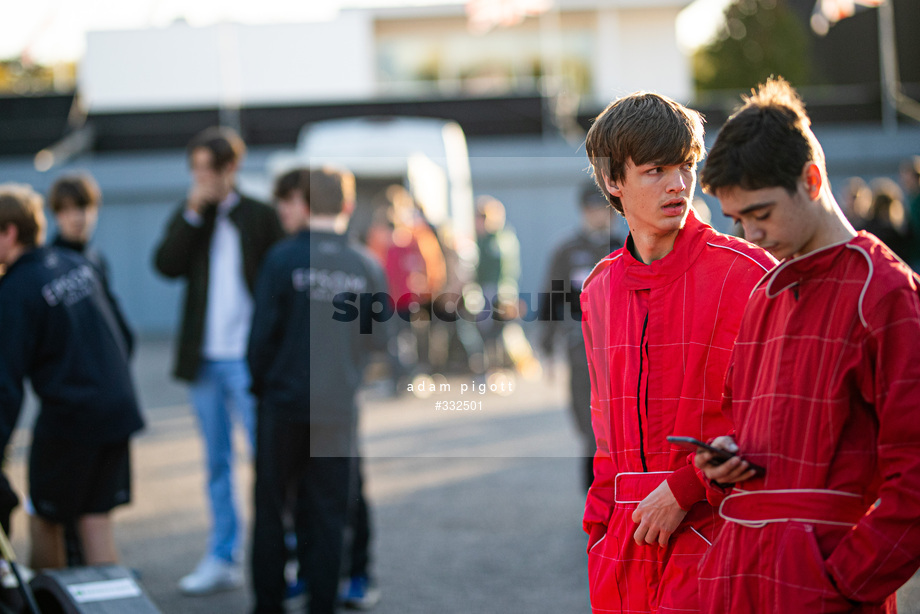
xmin=3 ymin=86 xmax=918 ymax=158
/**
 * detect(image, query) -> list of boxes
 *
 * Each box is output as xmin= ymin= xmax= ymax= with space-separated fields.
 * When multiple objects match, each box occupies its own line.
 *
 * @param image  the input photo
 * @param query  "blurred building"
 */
xmin=0 ymin=0 xmax=918 ymax=337
xmin=79 ymin=1 xmax=692 ymax=114
xmin=0 ymin=0 xmax=692 ymax=156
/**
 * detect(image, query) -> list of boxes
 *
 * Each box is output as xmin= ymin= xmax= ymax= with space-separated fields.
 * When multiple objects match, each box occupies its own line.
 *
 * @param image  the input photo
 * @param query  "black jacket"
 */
xmin=153 ymin=194 xmax=284 ymax=381
xmin=539 ymin=228 xmax=622 ymax=353
xmin=0 ymin=247 xmax=144 ymax=451
xmin=51 ymin=235 xmax=135 ymax=356
xmin=247 ymin=230 xmax=390 ymax=424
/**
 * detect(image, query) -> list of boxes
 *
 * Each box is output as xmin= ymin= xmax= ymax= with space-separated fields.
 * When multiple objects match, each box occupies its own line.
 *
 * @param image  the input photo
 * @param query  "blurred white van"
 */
xmin=264 ymin=116 xmax=475 ymax=244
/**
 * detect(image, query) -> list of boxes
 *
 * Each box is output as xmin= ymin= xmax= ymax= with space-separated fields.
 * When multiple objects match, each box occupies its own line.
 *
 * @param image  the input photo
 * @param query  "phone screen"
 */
xmin=667 ymin=436 xmax=735 ymax=464
xmin=666 ymin=436 xmax=766 ymax=477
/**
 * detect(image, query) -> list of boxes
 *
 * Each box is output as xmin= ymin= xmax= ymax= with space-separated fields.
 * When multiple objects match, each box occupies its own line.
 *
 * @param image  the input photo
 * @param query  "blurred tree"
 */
xmin=694 ymin=0 xmax=814 ymax=92
xmin=0 ymin=58 xmax=75 ymax=94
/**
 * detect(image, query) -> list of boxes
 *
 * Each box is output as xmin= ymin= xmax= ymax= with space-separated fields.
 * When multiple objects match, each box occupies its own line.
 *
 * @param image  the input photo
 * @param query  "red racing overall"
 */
xmin=581 ymin=211 xmax=774 ymax=613
xmin=699 ymin=233 xmax=920 ymax=614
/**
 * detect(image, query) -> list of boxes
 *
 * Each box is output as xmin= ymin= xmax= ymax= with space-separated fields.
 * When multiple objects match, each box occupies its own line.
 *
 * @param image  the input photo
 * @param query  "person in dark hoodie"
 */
xmin=247 ymin=167 xmax=389 ymax=614
xmin=0 ymin=183 xmax=144 ymax=570
xmin=47 ymin=172 xmax=135 ymax=566
xmin=48 ymin=173 xmax=135 ymax=359
xmin=48 ymin=173 xmax=107 ymax=278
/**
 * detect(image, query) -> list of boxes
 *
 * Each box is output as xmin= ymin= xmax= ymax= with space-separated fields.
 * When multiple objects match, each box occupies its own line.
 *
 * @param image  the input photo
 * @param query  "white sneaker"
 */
xmin=178 ymin=556 xmax=243 ymax=596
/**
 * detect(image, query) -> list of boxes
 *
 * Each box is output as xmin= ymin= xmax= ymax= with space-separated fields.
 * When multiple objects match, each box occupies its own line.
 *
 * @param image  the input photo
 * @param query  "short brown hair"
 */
xmin=274 ymin=167 xmax=355 ymax=216
xmin=48 ymin=173 xmax=101 ymax=213
xmin=187 ymin=126 xmax=246 ymax=171
xmin=273 ymin=168 xmax=309 ymax=203
xmin=586 ymin=92 xmax=705 ymax=214
xmin=701 ymin=77 xmax=826 ymax=196
xmin=0 ymin=183 xmax=47 ymax=248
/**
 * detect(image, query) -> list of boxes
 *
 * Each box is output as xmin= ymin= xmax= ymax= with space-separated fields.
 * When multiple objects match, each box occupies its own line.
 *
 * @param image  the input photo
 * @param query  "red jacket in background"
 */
xmin=699 ymin=233 xmax=920 ymax=614
xmin=581 ymin=210 xmax=774 ymax=613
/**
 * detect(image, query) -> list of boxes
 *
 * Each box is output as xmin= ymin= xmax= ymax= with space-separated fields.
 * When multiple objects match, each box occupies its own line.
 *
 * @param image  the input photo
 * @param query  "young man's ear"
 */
xmin=802 ymin=162 xmax=823 ymax=201
xmin=341 ymin=199 xmax=355 ymax=217
xmin=602 ymin=174 xmax=622 ymax=199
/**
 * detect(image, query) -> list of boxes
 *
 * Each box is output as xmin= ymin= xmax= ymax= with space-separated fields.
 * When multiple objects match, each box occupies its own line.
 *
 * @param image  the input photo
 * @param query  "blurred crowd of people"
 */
xmin=838 ymin=155 xmax=920 ymax=269
xmin=0 ymin=123 xmax=597 ymax=614
xmin=0 ymin=128 xmax=394 ymax=613
xmin=358 ymin=181 xmax=538 ymax=389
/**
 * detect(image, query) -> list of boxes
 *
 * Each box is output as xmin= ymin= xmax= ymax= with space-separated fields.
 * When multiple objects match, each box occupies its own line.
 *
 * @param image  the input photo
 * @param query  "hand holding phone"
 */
xmin=667 ymin=435 xmax=766 ymax=478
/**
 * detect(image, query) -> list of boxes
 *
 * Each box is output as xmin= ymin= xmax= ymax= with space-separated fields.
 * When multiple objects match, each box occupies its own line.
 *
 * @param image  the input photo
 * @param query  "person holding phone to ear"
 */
xmin=694 ymin=77 xmax=920 ymax=614
xmin=154 ymin=126 xmax=284 ymax=596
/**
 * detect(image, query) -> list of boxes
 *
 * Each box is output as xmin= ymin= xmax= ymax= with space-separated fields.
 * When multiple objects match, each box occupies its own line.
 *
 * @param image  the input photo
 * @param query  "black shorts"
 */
xmin=29 ymin=437 xmax=132 ymax=523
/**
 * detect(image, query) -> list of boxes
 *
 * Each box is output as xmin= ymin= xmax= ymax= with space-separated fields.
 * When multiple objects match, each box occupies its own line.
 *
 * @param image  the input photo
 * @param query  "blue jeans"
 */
xmin=189 ymin=359 xmax=256 ymax=563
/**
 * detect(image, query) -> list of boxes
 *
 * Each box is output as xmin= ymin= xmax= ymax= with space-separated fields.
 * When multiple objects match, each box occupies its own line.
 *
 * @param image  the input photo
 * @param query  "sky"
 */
xmin=676 ymin=0 xmax=736 ymax=52
xmin=2 ymin=0 xmax=733 ymax=64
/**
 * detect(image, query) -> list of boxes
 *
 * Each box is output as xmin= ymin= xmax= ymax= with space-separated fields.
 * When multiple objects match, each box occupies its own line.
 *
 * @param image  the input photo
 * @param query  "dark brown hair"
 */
xmin=186 ymin=126 xmax=246 ymax=171
xmin=701 ymin=77 xmax=826 ymax=197
xmin=273 ymin=167 xmax=355 ymax=216
xmin=586 ymin=92 xmax=705 ymax=214
xmin=273 ymin=168 xmax=309 ymax=202
xmin=48 ymin=173 xmax=101 ymax=213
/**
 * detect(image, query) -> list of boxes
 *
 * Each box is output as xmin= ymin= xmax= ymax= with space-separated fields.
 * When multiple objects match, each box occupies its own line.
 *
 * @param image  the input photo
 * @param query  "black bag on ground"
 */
xmin=29 ymin=566 xmax=161 ymax=614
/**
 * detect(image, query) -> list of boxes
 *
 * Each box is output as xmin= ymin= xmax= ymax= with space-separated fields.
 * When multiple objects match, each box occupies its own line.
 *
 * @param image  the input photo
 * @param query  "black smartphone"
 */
xmin=666 ymin=435 xmax=766 ymax=477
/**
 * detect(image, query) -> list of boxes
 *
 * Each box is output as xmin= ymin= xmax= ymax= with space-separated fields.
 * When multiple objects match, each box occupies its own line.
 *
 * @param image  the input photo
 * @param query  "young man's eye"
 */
xmin=682 ymin=162 xmax=695 ymax=171
xmin=754 ymin=211 xmax=771 ymax=221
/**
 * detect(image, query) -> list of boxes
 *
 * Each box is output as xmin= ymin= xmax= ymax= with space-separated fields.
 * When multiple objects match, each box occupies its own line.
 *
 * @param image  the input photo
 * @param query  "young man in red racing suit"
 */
xmin=696 ymin=77 xmax=920 ymax=614
xmin=581 ymin=92 xmax=775 ymax=613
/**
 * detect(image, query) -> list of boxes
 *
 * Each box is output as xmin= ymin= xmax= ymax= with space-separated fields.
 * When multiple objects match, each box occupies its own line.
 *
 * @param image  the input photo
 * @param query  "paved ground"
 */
xmin=4 ymin=339 xmax=591 ymax=613
xmin=3 ymin=338 xmax=918 ymax=613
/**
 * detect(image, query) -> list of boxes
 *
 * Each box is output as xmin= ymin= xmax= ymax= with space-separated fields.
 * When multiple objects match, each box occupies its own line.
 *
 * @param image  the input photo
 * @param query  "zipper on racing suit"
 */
xmin=636 ymin=313 xmax=649 ymax=472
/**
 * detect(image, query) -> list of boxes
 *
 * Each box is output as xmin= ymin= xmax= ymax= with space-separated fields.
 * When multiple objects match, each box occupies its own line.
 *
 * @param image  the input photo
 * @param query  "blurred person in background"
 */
xmin=48 ymin=174 xmax=115 ymax=293
xmin=338 ymin=456 xmax=380 ymax=611
xmin=539 ymin=183 xmax=623 ymax=491
xmin=153 ymin=126 xmax=283 ymax=595
xmin=48 ymin=173 xmax=133 ymax=347
xmin=373 ymin=186 xmax=445 ymax=384
xmin=581 ymin=91 xmax=775 ymax=614
xmin=248 ymin=167 xmax=389 ymax=614
xmin=363 ymin=207 xmax=393 ymax=267
xmin=390 ymin=186 xmax=446 ymax=373
xmin=47 ymin=172 xmax=135 ymax=567
xmin=839 ymin=176 xmax=872 ymax=230
xmin=0 ymin=183 xmax=143 ymax=570
xmin=899 ymin=156 xmax=920 ymax=268
xmin=429 ymin=221 xmax=478 ymax=373
xmin=362 ymin=206 xmax=407 ymax=393
xmin=863 ymin=177 xmax=911 ymax=262
xmin=473 ymin=196 xmax=521 ymax=373
xmin=338 ymin=209 xmax=389 ymax=611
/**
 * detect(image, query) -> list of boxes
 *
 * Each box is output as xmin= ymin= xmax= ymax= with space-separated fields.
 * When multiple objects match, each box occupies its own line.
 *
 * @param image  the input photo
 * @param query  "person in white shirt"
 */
xmin=153 ymin=126 xmax=284 ymax=595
